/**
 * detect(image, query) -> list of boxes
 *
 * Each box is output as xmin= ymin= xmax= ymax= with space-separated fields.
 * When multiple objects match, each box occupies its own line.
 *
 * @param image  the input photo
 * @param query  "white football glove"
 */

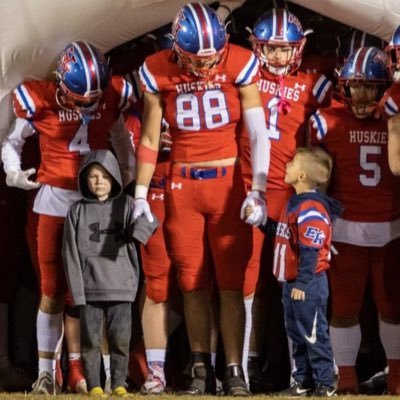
xmin=240 ymin=190 xmax=267 ymax=227
xmin=133 ymin=198 xmax=154 ymax=223
xmin=6 ymin=169 xmax=41 ymax=190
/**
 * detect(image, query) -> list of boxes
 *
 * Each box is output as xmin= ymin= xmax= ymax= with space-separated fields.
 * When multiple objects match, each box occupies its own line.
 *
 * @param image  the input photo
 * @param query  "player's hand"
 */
xmin=240 ymin=190 xmax=267 ymax=227
xmin=6 ymin=169 xmax=41 ymax=190
xmin=133 ymin=198 xmax=154 ymax=223
xmin=159 ymin=129 xmax=172 ymax=152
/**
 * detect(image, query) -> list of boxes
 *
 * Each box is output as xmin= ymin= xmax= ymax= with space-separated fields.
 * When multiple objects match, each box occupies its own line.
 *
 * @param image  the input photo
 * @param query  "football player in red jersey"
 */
xmin=380 ymin=25 xmax=400 ymax=175
xmin=134 ymin=2 xmax=270 ymax=396
xmin=309 ymin=47 xmax=400 ymax=395
xmin=241 ymin=8 xmax=333 ymax=391
xmin=1 ymin=41 xmax=134 ymax=395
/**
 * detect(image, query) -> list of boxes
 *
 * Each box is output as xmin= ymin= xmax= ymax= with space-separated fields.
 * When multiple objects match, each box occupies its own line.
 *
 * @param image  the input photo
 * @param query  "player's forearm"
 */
xmin=134 ymin=162 xmax=156 ymax=199
xmin=388 ymin=115 xmax=400 ymax=175
xmin=243 ymin=107 xmax=270 ymax=192
xmin=1 ymin=118 xmax=34 ymax=172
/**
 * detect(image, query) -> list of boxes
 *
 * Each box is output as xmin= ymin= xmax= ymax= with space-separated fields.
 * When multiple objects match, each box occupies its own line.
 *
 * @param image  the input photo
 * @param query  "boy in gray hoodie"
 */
xmin=62 ymin=149 xmax=157 ymax=397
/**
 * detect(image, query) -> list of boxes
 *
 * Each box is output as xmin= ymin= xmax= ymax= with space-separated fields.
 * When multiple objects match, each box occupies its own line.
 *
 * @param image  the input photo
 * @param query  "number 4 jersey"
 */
xmin=309 ymin=102 xmax=400 ymax=246
xmin=9 ymin=77 xmax=132 ymax=190
xmin=139 ymin=45 xmax=259 ymax=163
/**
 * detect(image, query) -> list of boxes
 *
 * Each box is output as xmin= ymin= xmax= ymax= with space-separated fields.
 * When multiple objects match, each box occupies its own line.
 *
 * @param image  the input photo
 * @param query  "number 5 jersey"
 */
xmin=308 ymin=102 xmax=400 ymax=247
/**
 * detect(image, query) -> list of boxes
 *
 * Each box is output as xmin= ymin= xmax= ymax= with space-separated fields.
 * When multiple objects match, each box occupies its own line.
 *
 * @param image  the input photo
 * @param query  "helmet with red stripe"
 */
xmin=340 ymin=29 xmax=387 ymax=60
xmin=385 ymin=25 xmax=400 ymax=82
xmin=250 ymin=8 xmax=306 ymax=75
xmin=55 ymin=41 xmax=110 ymax=115
xmin=171 ymin=2 xmax=227 ymax=78
xmin=339 ymin=46 xmax=390 ymax=118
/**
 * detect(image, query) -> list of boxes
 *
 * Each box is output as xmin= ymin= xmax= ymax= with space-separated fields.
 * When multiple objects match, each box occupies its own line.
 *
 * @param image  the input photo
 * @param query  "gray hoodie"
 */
xmin=62 ymin=149 xmax=157 ymax=305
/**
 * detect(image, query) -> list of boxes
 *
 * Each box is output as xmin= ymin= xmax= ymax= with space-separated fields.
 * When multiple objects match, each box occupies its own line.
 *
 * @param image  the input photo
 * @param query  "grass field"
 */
xmin=0 ymin=394 xmax=397 ymax=400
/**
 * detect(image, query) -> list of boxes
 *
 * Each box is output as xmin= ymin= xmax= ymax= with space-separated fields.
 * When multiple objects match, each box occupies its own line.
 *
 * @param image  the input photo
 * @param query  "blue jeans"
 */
xmin=80 ymin=301 xmax=132 ymax=390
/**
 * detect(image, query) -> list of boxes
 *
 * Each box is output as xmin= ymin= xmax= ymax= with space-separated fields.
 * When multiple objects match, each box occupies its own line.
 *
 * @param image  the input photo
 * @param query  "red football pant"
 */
xmin=329 ymin=238 xmax=400 ymax=322
xmin=140 ymin=186 xmax=173 ymax=303
xmin=164 ymin=164 xmax=252 ymax=292
xmin=37 ymin=214 xmax=73 ymax=304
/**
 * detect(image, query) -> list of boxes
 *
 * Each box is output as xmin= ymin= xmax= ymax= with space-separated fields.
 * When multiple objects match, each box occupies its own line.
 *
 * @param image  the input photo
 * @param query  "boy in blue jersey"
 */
xmin=273 ymin=148 xmax=342 ymax=397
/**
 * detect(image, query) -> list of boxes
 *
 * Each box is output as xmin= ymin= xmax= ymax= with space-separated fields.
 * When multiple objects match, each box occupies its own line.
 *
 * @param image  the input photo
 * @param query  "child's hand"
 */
xmin=291 ymin=287 xmax=305 ymax=301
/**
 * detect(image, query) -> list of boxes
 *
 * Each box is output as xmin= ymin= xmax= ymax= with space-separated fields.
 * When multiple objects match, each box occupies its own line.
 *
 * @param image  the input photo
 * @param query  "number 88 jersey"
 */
xmin=139 ymin=45 xmax=259 ymax=163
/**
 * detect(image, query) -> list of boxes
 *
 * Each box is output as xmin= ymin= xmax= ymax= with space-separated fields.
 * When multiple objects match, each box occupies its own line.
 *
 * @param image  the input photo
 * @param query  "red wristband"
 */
xmin=137 ymin=144 xmax=158 ymax=165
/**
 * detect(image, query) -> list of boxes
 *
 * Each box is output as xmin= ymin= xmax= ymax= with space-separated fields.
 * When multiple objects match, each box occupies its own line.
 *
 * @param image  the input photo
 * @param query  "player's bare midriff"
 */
xmin=175 ymin=156 xmax=238 ymax=167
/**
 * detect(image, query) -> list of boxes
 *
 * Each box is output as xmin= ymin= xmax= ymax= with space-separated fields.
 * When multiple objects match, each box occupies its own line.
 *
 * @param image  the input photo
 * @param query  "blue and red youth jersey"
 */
xmin=273 ymin=191 xmax=341 ymax=284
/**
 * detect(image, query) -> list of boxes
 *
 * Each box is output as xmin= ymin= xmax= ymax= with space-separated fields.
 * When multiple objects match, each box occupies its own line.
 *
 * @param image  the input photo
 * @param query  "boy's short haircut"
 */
xmin=296 ymin=147 xmax=332 ymax=186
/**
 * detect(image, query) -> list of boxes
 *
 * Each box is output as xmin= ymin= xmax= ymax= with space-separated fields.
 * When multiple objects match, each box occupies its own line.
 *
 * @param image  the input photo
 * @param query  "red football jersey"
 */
xmin=379 ymin=83 xmax=400 ymax=119
xmin=241 ymin=69 xmax=332 ymax=192
xmin=274 ymin=196 xmax=332 ymax=282
xmin=309 ymin=104 xmax=400 ymax=222
xmin=13 ymin=77 xmax=132 ymax=190
xmin=139 ymin=45 xmax=259 ymax=163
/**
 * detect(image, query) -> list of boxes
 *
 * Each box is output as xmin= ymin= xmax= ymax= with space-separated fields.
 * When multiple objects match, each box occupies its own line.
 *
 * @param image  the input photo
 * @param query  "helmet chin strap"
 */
xmin=55 ymin=88 xmax=97 ymax=124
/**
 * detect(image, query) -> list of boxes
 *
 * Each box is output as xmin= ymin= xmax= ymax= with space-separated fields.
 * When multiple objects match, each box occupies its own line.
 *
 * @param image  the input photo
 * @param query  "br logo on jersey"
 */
xmin=304 ymin=226 xmax=326 ymax=245
xmin=57 ymin=44 xmax=77 ymax=78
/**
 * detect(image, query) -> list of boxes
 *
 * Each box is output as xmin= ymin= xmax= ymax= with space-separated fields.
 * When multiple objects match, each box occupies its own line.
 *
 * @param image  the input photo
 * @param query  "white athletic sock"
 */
xmin=39 ymin=357 xmax=56 ymax=375
xmin=146 ymin=349 xmax=166 ymax=383
xmin=36 ymin=310 xmax=63 ymax=376
xmin=242 ymin=296 xmax=254 ymax=385
xmin=37 ymin=310 xmax=64 ymax=353
xmin=68 ymin=352 xmax=81 ymax=362
xmin=329 ymin=325 xmax=361 ymax=366
xmin=102 ymin=354 xmax=111 ymax=379
xmin=379 ymin=319 xmax=400 ymax=359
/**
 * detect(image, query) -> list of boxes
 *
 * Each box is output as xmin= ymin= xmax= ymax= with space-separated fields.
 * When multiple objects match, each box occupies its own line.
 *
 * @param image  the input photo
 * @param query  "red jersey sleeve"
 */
xmin=12 ymin=80 xmax=53 ymax=120
xmin=379 ymin=84 xmax=400 ymax=120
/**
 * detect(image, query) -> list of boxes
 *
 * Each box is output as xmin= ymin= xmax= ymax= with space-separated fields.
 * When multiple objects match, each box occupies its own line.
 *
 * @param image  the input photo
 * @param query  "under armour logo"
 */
xmin=151 ymin=193 xmax=164 ymax=201
xmin=294 ymin=82 xmax=306 ymax=91
xmin=171 ymin=182 xmax=182 ymax=190
xmin=215 ymin=74 xmax=227 ymax=82
xmin=304 ymin=226 xmax=326 ymax=245
xmin=89 ymin=222 xmax=125 ymax=242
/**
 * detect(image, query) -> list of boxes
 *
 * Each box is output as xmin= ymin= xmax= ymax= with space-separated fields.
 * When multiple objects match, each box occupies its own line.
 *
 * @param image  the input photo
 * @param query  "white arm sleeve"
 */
xmin=243 ymin=107 xmax=270 ymax=192
xmin=1 ymin=118 xmax=35 ymax=173
xmin=109 ymin=114 xmax=136 ymax=186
